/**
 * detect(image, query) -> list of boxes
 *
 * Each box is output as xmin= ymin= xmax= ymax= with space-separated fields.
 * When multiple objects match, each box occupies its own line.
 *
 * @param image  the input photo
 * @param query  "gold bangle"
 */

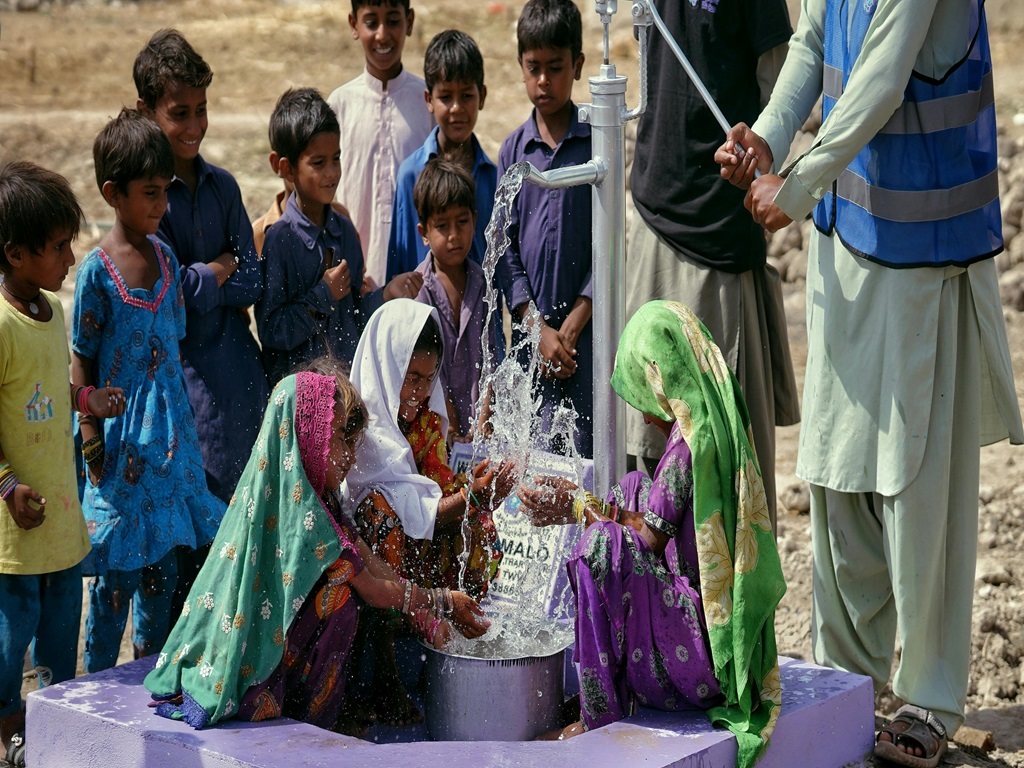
xmin=574 ymin=491 xmax=609 ymax=525
xmin=571 ymin=493 xmax=588 ymax=524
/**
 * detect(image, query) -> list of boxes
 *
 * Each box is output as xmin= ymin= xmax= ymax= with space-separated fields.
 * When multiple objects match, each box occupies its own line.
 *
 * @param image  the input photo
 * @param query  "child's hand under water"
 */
xmin=469 ymin=458 xmax=518 ymax=511
xmin=516 ymin=474 xmax=578 ymax=526
xmin=450 ymin=591 xmax=490 ymax=639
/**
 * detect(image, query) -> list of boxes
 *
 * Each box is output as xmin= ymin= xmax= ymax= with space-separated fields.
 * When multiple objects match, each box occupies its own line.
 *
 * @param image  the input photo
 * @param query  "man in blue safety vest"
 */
xmin=717 ymin=0 xmax=1022 ymax=765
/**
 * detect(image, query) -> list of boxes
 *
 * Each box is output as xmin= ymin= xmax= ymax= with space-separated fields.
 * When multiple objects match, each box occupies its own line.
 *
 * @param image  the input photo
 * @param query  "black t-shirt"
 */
xmin=630 ymin=0 xmax=792 ymax=273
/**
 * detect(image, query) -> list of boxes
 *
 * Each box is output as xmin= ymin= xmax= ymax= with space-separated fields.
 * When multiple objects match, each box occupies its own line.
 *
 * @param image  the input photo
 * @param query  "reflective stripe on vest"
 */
xmin=823 ymin=64 xmax=995 ymax=137
xmin=811 ymin=0 xmax=1003 ymax=267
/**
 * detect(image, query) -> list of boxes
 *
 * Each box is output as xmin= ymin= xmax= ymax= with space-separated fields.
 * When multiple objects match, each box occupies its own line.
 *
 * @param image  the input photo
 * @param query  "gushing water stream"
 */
xmin=445 ymin=163 xmax=582 ymax=660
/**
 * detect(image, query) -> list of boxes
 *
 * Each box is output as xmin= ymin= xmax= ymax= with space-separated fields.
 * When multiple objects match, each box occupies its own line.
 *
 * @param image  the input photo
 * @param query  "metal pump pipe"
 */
xmin=583 ymin=63 xmax=629 ymax=498
xmin=520 ymin=161 xmax=604 ymax=190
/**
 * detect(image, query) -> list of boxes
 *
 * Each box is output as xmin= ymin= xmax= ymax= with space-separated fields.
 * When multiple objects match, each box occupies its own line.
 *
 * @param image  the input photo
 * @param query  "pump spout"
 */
xmin=520 ymin=160 xmax=606 ymax=191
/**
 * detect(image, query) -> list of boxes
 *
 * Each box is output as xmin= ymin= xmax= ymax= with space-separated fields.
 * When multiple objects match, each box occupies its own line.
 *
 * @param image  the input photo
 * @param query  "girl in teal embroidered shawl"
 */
xmin=144 ymin=370 xmax=489 ymax=729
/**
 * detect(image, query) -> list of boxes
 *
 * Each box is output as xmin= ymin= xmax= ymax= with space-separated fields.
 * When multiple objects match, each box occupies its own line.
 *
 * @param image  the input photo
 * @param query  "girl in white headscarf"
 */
xmin=345 ymin=300 xmax=514 ymax=723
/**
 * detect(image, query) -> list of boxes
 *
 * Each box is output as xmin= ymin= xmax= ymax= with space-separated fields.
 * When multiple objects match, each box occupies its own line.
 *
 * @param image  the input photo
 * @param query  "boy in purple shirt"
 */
xmin=498 ymin=0 xmax=594 ymax=458
xmin=257 ymin=88 xmax=422 ymax=384
xmin=412 ymin=158 xmax=500 ymax=443
xmin=135 ymin=29 xmax=269 ymax=616
xmin=386 ymin=30 xmax=497 ymax=281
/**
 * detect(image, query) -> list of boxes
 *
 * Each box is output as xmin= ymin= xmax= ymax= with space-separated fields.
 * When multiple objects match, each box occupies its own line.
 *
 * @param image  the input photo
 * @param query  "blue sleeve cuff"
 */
xmin=308 ymin=280 xmax=337 ymax=315
xmin=578 ymin=272 xmax=593 ymax=302
xmin=507 ymin=278 xmax=533 ymax=313
xmin=184 ymin=262 xmax=220 ymax=315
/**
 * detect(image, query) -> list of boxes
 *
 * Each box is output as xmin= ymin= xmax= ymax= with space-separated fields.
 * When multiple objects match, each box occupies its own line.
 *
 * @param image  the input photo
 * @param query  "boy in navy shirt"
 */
xmin=135 ymin=28 xmax=269 ymax=616
xmin=257 ymin=88 xmax=421 ymax=383
xmin=498 ymin=0 xmax=593 ymax=458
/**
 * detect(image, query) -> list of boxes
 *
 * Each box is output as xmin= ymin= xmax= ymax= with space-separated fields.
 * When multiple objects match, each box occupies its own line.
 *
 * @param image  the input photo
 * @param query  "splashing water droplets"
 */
xmin=441 ymin=163 xmax=580 ymax=660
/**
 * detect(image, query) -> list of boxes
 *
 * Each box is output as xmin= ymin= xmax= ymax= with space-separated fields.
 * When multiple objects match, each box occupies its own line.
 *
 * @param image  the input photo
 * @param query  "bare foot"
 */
xmin=536 ymin=720 xmax=585 ymax=741
xmin=335 ymin=696 xmax=375 ymax=737
xmin=876 ymin=730 xmax=924 ymax=758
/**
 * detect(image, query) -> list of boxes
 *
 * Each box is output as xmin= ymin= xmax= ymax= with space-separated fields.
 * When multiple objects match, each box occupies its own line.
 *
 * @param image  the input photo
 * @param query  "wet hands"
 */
xmin=450 ymin=591 xmax=490 ymax=639
xmin=517 ymin=474 xmax=578 ymax=527
xmin=7 ymin=484 xmax=45 ymax=530
xmin=322 ymin=259 xmax=353 ymax=301
xmin=383 ymin=270 xmax=424 ymax=301
xmin=470 ymin=457 xmax=518 ymax=511
xmin=538 ymin=323 xmax=577 ymax=380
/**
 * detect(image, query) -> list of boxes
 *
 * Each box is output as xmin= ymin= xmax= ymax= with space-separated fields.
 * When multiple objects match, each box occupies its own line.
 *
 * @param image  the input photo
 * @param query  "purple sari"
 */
xmin=567 ymin=424 xmax=722 ymax=729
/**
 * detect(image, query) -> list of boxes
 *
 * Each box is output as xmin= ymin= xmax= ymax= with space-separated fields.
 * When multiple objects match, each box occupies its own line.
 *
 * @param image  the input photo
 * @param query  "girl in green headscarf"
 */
xmin=145 ymin=368 xmax=489 ymax=731
xmin=519 ymin=301 xmax=786 ymax=768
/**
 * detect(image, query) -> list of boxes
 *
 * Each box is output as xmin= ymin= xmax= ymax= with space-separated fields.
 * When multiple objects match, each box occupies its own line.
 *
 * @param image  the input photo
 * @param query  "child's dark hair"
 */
xmin=268 ymin=88 xmax=341 ymax=166
xmin=351 ymin=0 xmax=410 ymax=14
xmin=414 ymin=314 xmax=444 ymax=359
xmin=517 ymin=0 xmax=583 ymax=61
xmin=93 ymin=108 xmax=175 ymax=195
xmin=413 ymin=158 xmax=476 ymax=227
xmin=424 ymin=30 xmax=485 ymax=93
xmin=133 ymin=28 xmax=213 ymax=110
xmin=0 ymin=162 xmax=82 ymax=274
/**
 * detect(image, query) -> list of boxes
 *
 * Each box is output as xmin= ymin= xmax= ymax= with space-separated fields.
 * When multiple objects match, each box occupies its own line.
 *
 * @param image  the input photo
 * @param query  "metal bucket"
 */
xmin=422 ymin=640 xmax=571 ymax=741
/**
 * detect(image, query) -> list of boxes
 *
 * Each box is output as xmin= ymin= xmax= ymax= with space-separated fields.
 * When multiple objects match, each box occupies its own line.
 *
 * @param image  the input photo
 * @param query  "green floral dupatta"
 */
xmin=610 ymin=301 xmax=786 ymax=767
xmin=144 ymin=374 xmax=348 ymax=728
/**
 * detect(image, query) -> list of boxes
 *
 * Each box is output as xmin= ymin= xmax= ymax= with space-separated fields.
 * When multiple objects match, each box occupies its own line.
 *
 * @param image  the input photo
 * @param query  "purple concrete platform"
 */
xmin=27 ymin=655 xmax=874 ymax=768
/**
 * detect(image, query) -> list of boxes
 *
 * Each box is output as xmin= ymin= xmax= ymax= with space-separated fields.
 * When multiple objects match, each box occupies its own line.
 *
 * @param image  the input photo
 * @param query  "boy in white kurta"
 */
xmin=327 ymin=0 xmax=433 ymax=288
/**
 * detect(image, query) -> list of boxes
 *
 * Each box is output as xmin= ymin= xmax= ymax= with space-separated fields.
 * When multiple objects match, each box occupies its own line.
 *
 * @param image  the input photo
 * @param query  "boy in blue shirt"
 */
xmin=257 ymin=88 xmax=422 ymax=384
xmin=386 ymin=29 xmax=497 ymax=281
xmin=498 ymin=0 xmax=594 ymax=458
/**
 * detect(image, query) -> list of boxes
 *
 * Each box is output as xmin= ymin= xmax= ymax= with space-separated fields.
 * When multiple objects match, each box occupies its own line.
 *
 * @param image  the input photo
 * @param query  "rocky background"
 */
xmin=1 ymin=1 xmax=1023 ymax=765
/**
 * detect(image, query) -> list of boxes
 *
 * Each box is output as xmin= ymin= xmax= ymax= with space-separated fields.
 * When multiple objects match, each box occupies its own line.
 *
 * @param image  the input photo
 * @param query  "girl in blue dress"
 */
xmin=72 ymin=109 xmax=225 ymax=672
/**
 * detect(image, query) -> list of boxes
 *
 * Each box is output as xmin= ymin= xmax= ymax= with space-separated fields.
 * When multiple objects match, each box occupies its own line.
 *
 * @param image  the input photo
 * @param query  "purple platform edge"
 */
xmin=27 ymin=655 xmax=874 ymax=768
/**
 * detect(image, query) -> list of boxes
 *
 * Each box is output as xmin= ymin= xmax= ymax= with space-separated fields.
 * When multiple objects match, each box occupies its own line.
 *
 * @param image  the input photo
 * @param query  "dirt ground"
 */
xmin=2 ymin=1 xmax=1024 ymax=765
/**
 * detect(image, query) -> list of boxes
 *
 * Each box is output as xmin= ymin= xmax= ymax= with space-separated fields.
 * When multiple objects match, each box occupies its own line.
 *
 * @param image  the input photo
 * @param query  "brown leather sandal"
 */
xmin=874 ymin=704 xmax=948 ymax=768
